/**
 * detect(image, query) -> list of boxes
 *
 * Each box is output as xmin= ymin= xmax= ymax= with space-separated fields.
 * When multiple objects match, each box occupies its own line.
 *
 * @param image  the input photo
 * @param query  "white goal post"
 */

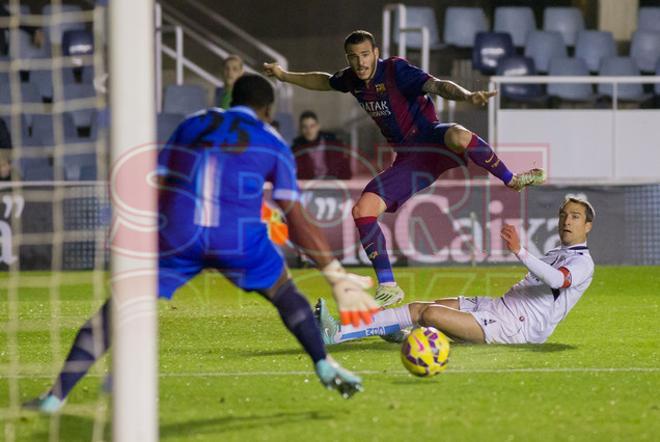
xmin=109 ymin=0 xmax=158 ymax=441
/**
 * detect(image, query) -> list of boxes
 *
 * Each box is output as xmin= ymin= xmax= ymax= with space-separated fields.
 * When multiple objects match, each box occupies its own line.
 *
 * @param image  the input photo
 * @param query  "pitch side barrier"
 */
xmin=1 ymin=180 xmax=658 ymax=270
xmin=489 ymin=75 xmax=660 ymax=183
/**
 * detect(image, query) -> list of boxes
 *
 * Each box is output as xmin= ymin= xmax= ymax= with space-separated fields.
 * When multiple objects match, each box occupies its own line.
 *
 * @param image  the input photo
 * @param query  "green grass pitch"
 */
xmin=1 ymin=266 xmax=658 ymax=441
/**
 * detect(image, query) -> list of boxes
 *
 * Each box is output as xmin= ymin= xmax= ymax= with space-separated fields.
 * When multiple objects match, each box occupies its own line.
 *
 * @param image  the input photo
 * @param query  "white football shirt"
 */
xmin=501 ymin=242 xmax=595 ymax=343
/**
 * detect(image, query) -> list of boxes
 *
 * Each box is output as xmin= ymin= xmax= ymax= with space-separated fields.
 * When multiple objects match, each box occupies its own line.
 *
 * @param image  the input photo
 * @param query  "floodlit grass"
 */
xmin=1 ymin=266 xmax=658 ymax=441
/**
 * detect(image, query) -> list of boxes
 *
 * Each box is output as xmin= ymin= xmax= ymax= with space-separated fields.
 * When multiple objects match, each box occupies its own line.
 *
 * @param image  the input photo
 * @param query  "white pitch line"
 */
xmin=2 ymin=367 xmax=659 ymax=379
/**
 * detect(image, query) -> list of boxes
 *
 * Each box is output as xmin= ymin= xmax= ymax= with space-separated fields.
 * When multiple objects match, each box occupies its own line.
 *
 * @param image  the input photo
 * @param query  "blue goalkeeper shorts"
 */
xmin=158 ymin=227 xmax=285 ymax=299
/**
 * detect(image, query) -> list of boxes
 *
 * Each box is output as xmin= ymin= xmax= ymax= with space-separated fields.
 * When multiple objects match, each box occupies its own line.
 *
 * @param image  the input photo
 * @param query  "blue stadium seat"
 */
xmin=547 ymin=57 xmax=594 ymax=102
xmin=494 ymin=7 xmax=536 ymax=47
xmin=63 ymin=84 xmax=96 ymax=129
xmin=20 ymin=158 xmax=53 ymax=181
xmin=62 ymin=29 xmax=94 ymax=60
xmin=575 ymin=31 xmax=616 ymax=72
xmin=0 ymin=82 xmax=42 ymax=104
xmin=597 ymin=57 xmax=650 ymax=102
xmin=496 ymin=56 xmax=544 ymax=102
xmin=472 ymin=32 xmax=514 ymax=75
xmin=543 ymin=7 xmax=585 ymax=47
xmin=63 ymin=153 xmax=97 ymax=181
xmin=163 ymin=84 xmax=208 ymax=116
xmin=42 ymin=4 xmax=86 ymax=45
xmin=12 ymin=29 xmax=51 ymax=60
xmin=638 ymin=7 xmax=660 ymax=33
xmin=4 ymin=2 xmax=31 ymax=14
xmin=23 ymin=114 xmax=54 ymax=147
xmin=30 ymin=70 xmax=54 ymax=102
xmin=443 ymin=7 xmax=488 ymax=48
xmin=63 ymin=65 xmax=94 ymax=84
xmin=393 ymin=6 xmax=442 ymax=50
xmin=157 ymin=113 xmax=184 ymax=144
xmin=656 ymin=59 xmax=660 ymax=95
xmin=630 ymin=30 xmax=660 ymax=73
xmin=524 ymin=31 xmax=567 ymax=73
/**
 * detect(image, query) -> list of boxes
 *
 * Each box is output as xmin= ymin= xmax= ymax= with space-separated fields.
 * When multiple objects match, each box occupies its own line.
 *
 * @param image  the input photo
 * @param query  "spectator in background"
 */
xmin=216 ymin=55 xmax=244 ymax=109
xmin=291 ymin=111 xmax=351 ymax=180
xmin=0 ymin=119 xmax=13 ymax=180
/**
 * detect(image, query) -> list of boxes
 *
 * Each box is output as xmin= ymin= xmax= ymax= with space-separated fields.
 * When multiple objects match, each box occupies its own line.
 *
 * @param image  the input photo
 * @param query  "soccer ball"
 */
xmin=400 ymin=327 xmax=450 ymax=377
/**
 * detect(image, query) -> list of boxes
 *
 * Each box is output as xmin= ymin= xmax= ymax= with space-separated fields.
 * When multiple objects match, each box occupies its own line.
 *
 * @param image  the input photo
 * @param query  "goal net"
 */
xmin=0 ymin=1 xmax=157 ymax=441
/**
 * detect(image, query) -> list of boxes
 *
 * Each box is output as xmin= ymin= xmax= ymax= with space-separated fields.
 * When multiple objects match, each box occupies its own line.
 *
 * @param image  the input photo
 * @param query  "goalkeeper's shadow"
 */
xmin=160 ymin=409 xmax=342 ymax=438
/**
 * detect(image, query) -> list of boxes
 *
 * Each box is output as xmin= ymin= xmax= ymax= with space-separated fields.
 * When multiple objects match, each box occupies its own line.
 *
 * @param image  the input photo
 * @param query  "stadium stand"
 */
xmin=442 ymin=7 xmax=487 ymax=48
xmin=543 ymin=7 xmax=585 ymax=47
xmin=575 ymin=30 xmax=617 ymax=73
xmin=524 ymin=31 xmax=567 ymax=74
xmin=472 ymin=32 xmax=514 ymax=75
xmin=494 ymin=6 xmax=536 ymax=48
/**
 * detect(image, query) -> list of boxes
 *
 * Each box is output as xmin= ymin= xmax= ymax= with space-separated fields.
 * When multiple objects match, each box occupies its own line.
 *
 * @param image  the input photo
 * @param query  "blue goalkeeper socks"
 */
xmin=269 ymin=280 xmax=327 ymax=364
xmin=51 ymin=300 xmax=111 ymax=400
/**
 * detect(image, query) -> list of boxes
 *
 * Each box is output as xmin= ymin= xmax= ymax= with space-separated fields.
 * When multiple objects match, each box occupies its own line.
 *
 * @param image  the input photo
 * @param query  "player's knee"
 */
xmin=444 ymin=126 xmax=472 ymax=152
xmin=352 ymin=201 xmax=375 ymax=219
xmin=407 ymin=303 xmax=426 ymax=324
xmin=419 ymin=305 xmax=443 ymax=328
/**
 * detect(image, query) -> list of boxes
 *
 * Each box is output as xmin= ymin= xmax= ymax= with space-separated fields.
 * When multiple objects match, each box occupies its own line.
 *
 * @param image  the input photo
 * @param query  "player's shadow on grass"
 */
xmin=29 ymin=414 xmax=110 ymax=441
xmin=490 ymin=343 xmax=578 ymax=353
xmin=160 ymin=410 xmax=342 ymax=438
xmin=243 ymin=340 xmax=396 ymax=357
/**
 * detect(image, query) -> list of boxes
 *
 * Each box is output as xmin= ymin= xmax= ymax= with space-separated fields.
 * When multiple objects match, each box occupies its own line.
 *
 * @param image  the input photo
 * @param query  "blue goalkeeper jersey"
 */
xmin=157 ymin=106 xmax=299 ymax=258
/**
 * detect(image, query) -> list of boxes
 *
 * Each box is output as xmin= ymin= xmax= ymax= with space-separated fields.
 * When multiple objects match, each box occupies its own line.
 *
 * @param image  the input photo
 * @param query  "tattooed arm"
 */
xmin=422 ymin=78 xmax=497 ymax=106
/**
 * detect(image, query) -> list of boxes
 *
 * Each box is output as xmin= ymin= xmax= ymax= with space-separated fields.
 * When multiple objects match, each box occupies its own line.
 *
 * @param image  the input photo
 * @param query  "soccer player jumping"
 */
xmin=316 ymin=196 xmax=595 ymax=346
xmin=25 ymin=75 xmax=379 ymax=413
xmin=265 ymin=30 xmax=546 ymax=307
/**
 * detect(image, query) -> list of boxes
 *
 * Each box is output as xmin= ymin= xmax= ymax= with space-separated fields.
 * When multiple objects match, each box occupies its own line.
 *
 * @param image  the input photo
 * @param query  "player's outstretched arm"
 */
xmin=263 ymin=62 xmax=333 ymax=91
xmin=422 ymin=78 xmax=497 ymax=106
xmin=501 ymin=224 xmax=571 ymax=289
xmin=276 ymin=199 xmax=379 ymax=326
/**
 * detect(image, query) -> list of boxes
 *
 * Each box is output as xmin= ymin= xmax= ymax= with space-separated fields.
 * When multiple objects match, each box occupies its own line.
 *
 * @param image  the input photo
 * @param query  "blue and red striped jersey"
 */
xmin=329 ymin=57 xmax=438 ymax=144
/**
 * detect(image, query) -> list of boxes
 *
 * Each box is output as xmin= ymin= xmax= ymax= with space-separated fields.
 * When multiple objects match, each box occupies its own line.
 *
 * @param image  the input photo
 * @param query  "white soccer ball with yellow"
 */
xmin=400 ymin=327 xmax=450 ymax=376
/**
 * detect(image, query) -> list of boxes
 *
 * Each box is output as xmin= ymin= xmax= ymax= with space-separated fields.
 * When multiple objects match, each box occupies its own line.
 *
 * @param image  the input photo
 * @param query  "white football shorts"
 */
xmin=458 ymin=296 xmax=527 ymax=344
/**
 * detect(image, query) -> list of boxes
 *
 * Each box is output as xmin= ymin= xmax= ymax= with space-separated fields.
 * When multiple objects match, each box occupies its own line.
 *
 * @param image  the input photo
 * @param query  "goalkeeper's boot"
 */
xmin=315 ymin=356 xmax=363 ymax=399
xmin=23 ymin=393 xmax=64 ymax=414
xmin=379 ymin=328 xmax=411 ymax=344
xmin=507 ymin=168 xmax=546 ymax=192
xmin=314 ymin=298 xmax=340 ymax=346
xmin=374 ymin=284 xmax=405 ymax=308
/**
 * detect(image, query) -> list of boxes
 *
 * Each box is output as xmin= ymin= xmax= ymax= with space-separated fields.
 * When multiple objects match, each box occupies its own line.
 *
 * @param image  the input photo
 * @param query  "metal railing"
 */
xmin=488 ymin=75 xmax=660 ymax=137
xmin=488 ymin=75 xmax=660 ymax=182
xmin=154 ymin=1 xmax=292 ymax=113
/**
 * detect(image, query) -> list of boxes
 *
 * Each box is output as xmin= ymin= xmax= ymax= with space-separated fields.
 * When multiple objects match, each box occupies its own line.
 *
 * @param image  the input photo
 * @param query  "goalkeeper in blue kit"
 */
xmin=24 ymin=74 xmax=379 ymax=413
